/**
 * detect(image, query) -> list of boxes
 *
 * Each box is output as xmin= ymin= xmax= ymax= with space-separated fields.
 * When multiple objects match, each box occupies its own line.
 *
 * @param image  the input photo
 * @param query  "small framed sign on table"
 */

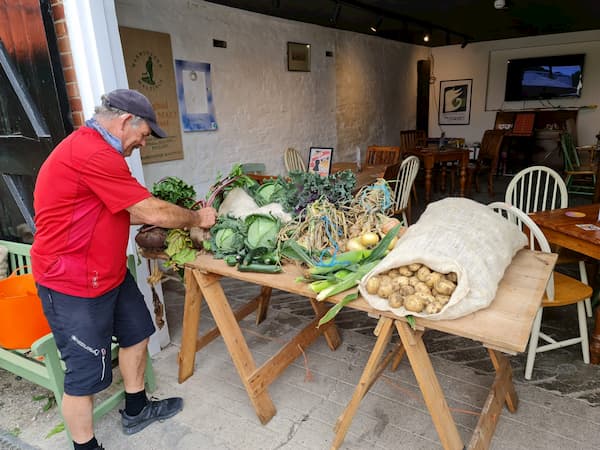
xmin=439 ymin=79 xmax=472 ymax=125
xmin=308 ymin=147 xmax=333 ymax=177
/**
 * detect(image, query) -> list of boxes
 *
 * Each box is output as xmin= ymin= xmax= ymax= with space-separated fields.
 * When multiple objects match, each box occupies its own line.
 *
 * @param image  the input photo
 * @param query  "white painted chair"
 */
xmin=505 ymin=165 xmax=593 ymax=317
xmin=488 ymin=202 xmax=591 ymax=380
xmin=389 ymin=155 xmax=420 ymax=226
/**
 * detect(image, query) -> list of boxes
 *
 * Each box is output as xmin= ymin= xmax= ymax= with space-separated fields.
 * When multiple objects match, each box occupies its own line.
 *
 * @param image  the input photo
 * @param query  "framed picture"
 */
xmin=174 ymin=59 xmax=218 ymax=132
xmin=287 ymin=42 xmax=311 ymax=72
xmin=439 ymin=79 xmax=473 ymax=125
xmin=307 ymin=147 xmax=333 ymax=177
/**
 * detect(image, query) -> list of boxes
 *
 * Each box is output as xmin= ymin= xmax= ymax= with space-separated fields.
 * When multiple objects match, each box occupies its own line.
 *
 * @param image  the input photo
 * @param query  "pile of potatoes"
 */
xmin=365 ymin=263 xmax=457 ymax=314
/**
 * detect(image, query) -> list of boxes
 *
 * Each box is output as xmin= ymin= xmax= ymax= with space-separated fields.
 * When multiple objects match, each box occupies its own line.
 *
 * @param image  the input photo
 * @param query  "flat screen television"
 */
xmin=504 ymin=54 xmax=585 ymax=101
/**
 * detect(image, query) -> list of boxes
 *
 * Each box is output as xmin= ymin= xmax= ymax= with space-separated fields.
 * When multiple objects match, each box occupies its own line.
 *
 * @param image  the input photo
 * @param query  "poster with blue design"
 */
xmin=174 ymin=60 xmax=218 ymax=132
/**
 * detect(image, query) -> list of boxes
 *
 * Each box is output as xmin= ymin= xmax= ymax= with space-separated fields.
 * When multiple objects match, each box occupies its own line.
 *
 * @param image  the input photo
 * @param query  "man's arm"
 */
xmin=127 ymin=196 xmax=217 ymax=229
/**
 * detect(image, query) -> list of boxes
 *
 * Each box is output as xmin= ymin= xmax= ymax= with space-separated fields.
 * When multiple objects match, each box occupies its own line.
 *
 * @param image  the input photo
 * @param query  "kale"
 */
xmin=282 ymin=170 xmax=356 ymax=215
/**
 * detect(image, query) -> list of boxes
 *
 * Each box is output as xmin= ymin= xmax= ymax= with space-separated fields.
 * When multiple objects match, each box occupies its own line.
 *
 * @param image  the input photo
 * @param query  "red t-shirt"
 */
xmin=31 ymin=127 xmax=151 ymax=297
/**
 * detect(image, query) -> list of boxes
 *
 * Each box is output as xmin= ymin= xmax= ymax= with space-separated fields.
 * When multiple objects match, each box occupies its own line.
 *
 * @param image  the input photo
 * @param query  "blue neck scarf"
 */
xmin=85 ymin=118 xmax=123 ymax=154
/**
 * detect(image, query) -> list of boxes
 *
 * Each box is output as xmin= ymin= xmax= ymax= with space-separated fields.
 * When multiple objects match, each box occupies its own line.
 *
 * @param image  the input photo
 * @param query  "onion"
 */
xmin=381 ymin=218 xmax=401 ymax=234
xmin=360 ymin=232 xmax=380 ymax=247
xmin=346 ymin=237 xmax=366 ymax=251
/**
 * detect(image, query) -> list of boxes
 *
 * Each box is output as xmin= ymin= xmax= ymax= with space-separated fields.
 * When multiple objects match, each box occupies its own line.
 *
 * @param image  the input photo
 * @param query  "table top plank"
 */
xmin=180 ymin=249 xmax=555 ymax=354
xmin=529 ymin=204 xmax=600 ymax=259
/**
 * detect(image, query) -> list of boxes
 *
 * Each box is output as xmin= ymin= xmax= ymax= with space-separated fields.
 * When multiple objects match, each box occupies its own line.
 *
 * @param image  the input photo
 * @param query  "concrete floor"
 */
xmin=2 ymin=171 xmax=600 ymax=449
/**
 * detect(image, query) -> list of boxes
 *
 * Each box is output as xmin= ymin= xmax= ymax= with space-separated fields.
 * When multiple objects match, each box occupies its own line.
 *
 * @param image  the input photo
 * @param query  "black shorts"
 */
xmin=36 ymin=270 xmax=156 ymax=396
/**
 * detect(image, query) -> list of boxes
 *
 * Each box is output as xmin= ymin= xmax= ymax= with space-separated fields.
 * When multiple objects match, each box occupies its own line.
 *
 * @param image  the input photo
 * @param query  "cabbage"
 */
xmin=209 ymin=215 xmax=247 ymax=258
xmin=244 ymin=214 xmax=281 ymax=251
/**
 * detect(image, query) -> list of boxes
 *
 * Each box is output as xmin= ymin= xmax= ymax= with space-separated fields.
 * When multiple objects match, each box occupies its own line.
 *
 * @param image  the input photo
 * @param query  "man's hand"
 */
xmin=194 ymin=207 xmax=217 ymax=229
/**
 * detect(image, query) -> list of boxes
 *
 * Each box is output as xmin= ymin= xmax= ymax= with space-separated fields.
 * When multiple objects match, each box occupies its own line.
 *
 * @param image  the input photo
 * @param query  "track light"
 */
xmin=423 ymin=31 xmax=430 ymax=43
xmin=370 ymin=16 xmax=383 ymax=33
xmin=330 ymin=2 xmax=341 ymax=25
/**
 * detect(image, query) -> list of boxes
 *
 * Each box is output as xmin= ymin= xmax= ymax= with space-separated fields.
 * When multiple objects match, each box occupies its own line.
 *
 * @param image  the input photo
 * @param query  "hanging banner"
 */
xmin=119 ymin=26 xmax=183 ymax=164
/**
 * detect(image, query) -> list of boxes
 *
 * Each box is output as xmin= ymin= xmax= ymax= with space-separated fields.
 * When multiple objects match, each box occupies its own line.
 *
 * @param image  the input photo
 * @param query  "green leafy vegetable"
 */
xmin=209 ymin=215 xmax=247 ymax=258
xmin=151 ymin=176 xmax=196 ymax=208
xmin=318 ymin=292 xmax=358 ymax=327
xmin=253 ymin=179 xmax=287 ymax=206
xmin=282 ymin=170 xmax=356 ymax=215
xmin=244 ymin=214 xmax=281 ymax=250
xmin=165 ymin=229 xmax=197 ymax=268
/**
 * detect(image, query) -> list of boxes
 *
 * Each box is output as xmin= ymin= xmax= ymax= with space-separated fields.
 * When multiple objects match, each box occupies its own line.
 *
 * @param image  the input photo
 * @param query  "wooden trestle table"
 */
xmin=155 ymin=248 xmax=554 ymax=449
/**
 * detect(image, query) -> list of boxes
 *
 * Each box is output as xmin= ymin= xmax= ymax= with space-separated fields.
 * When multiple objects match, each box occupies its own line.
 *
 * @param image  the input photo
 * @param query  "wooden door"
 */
xmin=0 ymin=0 xmax=70 ymax=239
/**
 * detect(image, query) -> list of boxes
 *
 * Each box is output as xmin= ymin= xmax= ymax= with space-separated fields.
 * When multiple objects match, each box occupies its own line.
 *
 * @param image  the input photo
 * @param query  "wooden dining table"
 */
xmin=529 ymin=203 xmax=600 ymax=363
xmin=330 ymin=162 xmax=387 ymax=190
xmin=407 ymin=146 xmax=470 ymax=203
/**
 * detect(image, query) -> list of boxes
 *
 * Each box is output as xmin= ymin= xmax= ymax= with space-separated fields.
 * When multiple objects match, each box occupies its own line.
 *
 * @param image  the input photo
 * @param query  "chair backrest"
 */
xmin=477 ymin=129 xmax=505 ymax=164
xmin=505 ymin=166 xmax=568 ymax=213
xmin=365 ymin=146 xmax=401 ymax=166
xmin=241 ymin=163 xmax=266 ymax=174
xmin=390 ymin=155 xmax=420 ymax=219
xmin=284 ymin=147 xmax=306 ymax=172
xmin=487 ymin=202 xmax=554 ymax=300
xmin=400 ymin=130 xmax=427 ymax=152
xmin=560 ymin=132 xmax=582 ymax=171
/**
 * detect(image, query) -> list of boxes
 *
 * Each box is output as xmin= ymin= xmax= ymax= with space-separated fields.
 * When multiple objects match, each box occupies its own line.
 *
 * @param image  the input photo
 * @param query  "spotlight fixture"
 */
xmin=423 ymin=32 xmax=430 ymax=43
xmin=370 ymin=16 xmax=383 ymax=33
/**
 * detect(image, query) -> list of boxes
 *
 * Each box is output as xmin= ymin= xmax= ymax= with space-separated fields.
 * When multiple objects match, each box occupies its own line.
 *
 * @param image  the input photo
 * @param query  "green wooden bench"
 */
xmin=0 ymin=240 xmax=156 ymax=442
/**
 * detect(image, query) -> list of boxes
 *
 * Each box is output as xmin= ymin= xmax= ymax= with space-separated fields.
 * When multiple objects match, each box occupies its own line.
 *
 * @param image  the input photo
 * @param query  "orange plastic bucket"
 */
xmin=0 ymin=267 xmax=51 ymax=349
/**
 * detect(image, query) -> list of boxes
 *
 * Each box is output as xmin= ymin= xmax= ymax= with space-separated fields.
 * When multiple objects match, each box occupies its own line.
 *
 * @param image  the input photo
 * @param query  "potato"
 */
xmin=399 ymin=285 xmax=415 ymax=296
xmin=377 ymin=282 xmax=394 ymax=299
xmin=395 ymin=275 xmax=410 ymax=286
xmin=408 ymin=263 xmax=422 ymax=272
xmin=404 ymin=294 xmax=425 ymax=313
xmin=435 ymin=294 xmax=450 ymax=305
xmin=425 ymin=301 xmax=443 ymax=314
xmin=416 ymin=266 xmax=431 ymax=282
xmin=415 ymin=292 xmax=435 ymax=304
xmin=414 ymin=282 xmax=431 ymax=294
xmin=386 ymin=269 xmax=399 ymax=278
xmin=445 ymin=272 xmax=458 ymax=283
xmin=398 ymin=266 xmax=413 ymax=277
xmin=388 ymin=292 xmax=404 ymax=308
xmin=425 ymin=272 xmax=443 ymax=288
xmin=408 ymin=276 xmax=421 ymax=287
xmin=434 ymin=278 xmax=456 ymax=296
xmin=379 ymin=274 xmax=393 ymax=285
xmin=366 ymin=277 xmax=381 ymax=295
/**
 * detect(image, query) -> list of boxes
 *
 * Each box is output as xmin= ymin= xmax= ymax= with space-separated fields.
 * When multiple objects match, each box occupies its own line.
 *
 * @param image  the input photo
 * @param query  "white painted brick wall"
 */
xmin=116 ymin=0 xmax=426 ymax=195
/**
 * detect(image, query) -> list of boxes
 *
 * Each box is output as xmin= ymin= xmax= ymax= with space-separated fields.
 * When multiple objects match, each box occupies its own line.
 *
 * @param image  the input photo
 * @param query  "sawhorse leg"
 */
xmin=331 ymin=317 xmax=403 ymax=449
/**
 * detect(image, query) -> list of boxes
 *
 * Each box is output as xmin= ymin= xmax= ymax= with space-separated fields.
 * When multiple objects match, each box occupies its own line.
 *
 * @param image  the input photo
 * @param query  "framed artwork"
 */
xmin=174 ymin=59 xmax=218 ymax=132
xmin=439 ymin=79 xmax=473 ymax=125
xmin=307 ymin=147 xmax=333 ymax=177
xmin=287 ymin=42 xmax=311 ymax=72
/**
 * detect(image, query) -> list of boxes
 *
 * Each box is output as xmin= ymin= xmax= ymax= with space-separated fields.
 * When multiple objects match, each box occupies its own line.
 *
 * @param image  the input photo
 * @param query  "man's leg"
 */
xmin=119 ymin=338 xmax=149 ymax=393
xmin=62 ymin=394 xmax=94 ymax=444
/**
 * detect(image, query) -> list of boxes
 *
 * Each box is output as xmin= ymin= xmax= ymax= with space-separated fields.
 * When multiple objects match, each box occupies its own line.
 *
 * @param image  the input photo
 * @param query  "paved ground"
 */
xmin=2 ymin=173 xmax=600 ymax=449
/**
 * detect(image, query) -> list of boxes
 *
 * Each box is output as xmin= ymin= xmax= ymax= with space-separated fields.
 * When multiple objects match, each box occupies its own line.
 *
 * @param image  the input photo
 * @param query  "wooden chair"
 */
xmin=505 ymin=166 xmax=593 ymax=317
xmin=560 ymin=132 xmax=597 ymax=196
xmin=284 ymin=147 xmax=306 ymax=173
xmin=487 ymin=203 xmax=590 ymax=380
xmin=399 ymin=130 xmax=427 ymax=153
xmin=365 ymin=146 xmax=401 ymax=166
xmin=387 ymin=155 xmax=420 ymax=226
xmin=466 ymin=129 xmax=505 ymax=196
xmin=0 ymin=240 xmax=156 ymax=443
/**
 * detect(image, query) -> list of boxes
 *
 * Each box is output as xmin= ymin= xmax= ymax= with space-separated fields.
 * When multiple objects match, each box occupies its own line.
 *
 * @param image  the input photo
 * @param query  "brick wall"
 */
xmin=50 ymin=0 xmax=84 ymax=128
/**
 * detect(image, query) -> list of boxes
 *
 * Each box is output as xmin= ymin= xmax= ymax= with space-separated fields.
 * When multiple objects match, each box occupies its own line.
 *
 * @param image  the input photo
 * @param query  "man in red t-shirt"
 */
xmin=32 ymin=89 xmax=217 ymax=450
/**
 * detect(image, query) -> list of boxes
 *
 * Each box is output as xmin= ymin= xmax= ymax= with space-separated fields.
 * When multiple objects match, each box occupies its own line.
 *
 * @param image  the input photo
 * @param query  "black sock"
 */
xmin=125 ymin=389 xmax=148 ymax=416
xmin=73 ymin=436 xmax=98 ymax=450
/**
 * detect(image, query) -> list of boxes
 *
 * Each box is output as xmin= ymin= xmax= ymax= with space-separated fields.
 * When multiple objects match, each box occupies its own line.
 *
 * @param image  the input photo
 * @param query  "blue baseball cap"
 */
xmin=105 ymin=89 xmax=167 ymax=138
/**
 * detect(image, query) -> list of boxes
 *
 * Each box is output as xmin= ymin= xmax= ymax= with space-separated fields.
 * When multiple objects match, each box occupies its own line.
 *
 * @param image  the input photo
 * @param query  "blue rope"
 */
xmin=360 ymin=183 xmax=392 ymax=212
xmin=315 ymin=216 xmax=349 ymax=267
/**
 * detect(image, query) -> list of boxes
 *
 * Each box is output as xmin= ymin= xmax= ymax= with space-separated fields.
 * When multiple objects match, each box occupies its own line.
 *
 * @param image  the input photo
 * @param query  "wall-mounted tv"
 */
xmin=504 ymin=54 xmax=585 ymax=101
